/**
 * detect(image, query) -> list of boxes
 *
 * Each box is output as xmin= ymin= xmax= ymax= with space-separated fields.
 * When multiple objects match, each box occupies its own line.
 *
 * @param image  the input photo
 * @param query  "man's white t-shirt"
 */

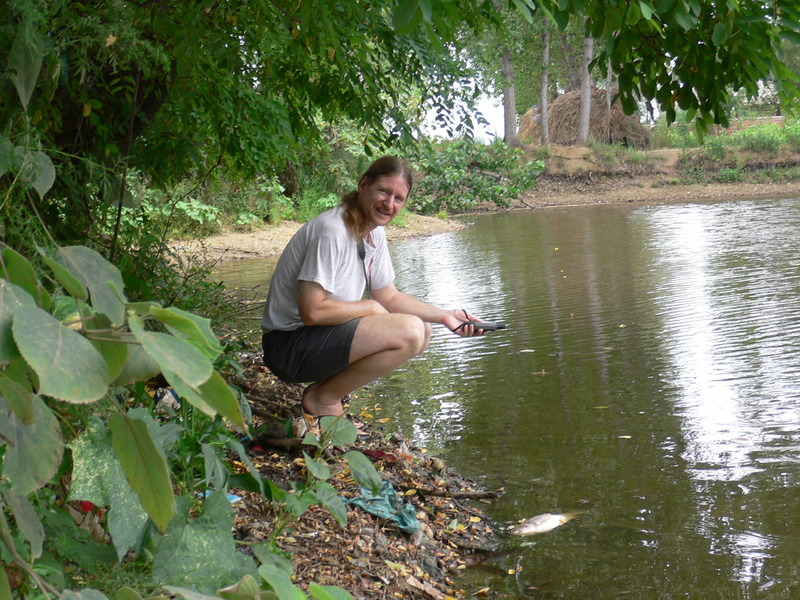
xmin=261 ymin=205 xmax=395 ymax=332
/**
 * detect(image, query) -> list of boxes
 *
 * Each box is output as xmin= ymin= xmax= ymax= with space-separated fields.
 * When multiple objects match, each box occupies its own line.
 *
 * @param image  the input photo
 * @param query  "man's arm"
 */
xmin=298 ymin=280 xmax=387 ymax=326
xmin=372 ymin=283 xmax=481 ymax=336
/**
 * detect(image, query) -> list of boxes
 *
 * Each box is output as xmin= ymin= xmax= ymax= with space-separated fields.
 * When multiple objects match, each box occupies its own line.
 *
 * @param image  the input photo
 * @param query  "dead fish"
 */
xmin=510 ymin=512 xmax=579 ymax=536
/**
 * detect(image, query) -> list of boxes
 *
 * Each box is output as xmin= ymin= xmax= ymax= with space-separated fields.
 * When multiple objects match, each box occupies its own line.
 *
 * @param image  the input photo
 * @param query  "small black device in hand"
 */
xmin=462 ymin=320 xmax=506 ymax=332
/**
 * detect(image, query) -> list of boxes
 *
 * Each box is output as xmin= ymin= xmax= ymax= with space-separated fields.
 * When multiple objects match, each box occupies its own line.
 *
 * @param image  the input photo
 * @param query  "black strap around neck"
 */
xmin=357 ymin=238 xmax=371 ymax=299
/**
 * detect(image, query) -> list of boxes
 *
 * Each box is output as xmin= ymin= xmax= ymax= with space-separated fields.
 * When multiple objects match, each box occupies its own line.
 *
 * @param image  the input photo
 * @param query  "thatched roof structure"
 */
xmin=519 ymin=89 xmax=650 ymax=148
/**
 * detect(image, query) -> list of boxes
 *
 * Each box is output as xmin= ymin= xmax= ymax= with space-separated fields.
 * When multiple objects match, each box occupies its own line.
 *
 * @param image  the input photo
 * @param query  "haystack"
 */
xmin=519 ymin=89 xmax=650 ymax=148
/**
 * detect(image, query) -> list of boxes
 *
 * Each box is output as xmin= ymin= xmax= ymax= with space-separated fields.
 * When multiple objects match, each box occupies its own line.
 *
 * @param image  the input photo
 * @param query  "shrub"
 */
xmin=732 ymin=124 xmax=783 ymax=154
xmin=0 ymin=243 xmax=376 ymax=599
xmin=411 ymin=139 xmax=543 ymax=215
xmin=716 ymin=167 xmax=741 ymax=183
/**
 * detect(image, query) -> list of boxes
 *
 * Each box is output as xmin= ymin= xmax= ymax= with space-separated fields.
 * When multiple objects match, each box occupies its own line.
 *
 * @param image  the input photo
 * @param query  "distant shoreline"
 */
xmin=175 ymin=174 xmax=800 ymax=263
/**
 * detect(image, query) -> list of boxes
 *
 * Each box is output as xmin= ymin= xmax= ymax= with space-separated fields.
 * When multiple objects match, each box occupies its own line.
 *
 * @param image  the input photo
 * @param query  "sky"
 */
xmin=422 ymin=94 xmax=506 ymax=142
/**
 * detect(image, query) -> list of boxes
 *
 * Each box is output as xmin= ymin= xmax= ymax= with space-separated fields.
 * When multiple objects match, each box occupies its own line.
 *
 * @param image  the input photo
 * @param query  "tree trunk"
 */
xmin=605 ymin=57 xmax=613 ymax=144
xmin=501 ymin=46 xmax=519 ymax=147
xmin=540 ymin=22 xmax=550 ymax=145
xmin=576 ymin=29 xmax=594 ymax=145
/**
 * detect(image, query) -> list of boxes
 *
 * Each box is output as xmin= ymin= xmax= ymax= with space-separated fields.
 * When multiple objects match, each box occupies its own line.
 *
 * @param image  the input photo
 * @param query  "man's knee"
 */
xmin=398 ymin=315 xmax=428 ymax=355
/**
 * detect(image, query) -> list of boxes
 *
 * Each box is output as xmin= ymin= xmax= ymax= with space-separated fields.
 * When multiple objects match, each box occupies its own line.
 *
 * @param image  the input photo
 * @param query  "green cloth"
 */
xmin=346 ymin=481 xmax=421 ymax=534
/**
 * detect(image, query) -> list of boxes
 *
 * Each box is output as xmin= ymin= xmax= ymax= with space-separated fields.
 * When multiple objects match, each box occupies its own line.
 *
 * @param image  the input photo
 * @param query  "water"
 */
xmin=215 ymin=197 xmax=800 ymax=598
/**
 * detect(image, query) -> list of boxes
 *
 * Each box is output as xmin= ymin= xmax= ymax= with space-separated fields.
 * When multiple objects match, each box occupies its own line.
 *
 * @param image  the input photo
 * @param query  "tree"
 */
xmin=500 ymin=47 xmax=520 ymax=146
xmin=576 ymin=23 xmax=594 ymax=145
xmin=411 ymin=0 xmax=800 ymax=136
xmin=540 ymin=22 xmax=551 ymax=145
xmin=1 ymin=0 xmax=491 ymax=252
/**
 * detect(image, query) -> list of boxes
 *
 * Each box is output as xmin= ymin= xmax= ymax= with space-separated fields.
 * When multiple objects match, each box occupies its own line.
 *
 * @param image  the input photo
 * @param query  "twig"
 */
xmin=400 ymin=486 xmax=503 ymax=500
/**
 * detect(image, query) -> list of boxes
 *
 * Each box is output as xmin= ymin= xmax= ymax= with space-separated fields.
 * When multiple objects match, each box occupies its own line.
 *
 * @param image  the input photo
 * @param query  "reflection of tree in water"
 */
xmin=374 ymin=201 xmax=800 ymax=597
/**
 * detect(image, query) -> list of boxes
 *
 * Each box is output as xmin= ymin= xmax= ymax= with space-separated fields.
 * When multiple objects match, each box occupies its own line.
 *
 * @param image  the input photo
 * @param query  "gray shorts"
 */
xmin=261 ymin=318 xmax=360 ymax=383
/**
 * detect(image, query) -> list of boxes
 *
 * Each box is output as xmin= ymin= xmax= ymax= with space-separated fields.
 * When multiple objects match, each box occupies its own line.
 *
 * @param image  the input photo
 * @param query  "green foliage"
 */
xmin=264 ymin=417 xmax=381 ymax=542
xmin=411 ymin=139 xmax=543 ymax=215
xmin=0 ymin=240 xmax=378 ymax=599
xmin=650 ymin=121 xmax=701 ymax=150
xmin=1 ymin=0 xmax=485 ymax=254
xmin=782 ymin=121 xmax=800 ymax=152
xmin=731 ymin=124 xmax=783 ymax=155
xmin=716 ymin=167 xmax=741 ymax=183
xmin=699 ymin=135 xmax=729 ymax=163
xmin=587 ymin=140 xmax=646 ymax=169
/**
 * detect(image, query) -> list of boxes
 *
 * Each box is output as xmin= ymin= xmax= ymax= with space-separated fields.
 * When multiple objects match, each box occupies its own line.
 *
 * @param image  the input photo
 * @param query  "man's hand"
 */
xmin=442 ymin=308 xmax=484 ymax=337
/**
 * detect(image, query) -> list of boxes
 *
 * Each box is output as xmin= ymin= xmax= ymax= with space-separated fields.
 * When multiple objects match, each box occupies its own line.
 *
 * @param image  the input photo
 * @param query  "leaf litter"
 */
xmin=229 ymin=358 xmax=506 ymax=599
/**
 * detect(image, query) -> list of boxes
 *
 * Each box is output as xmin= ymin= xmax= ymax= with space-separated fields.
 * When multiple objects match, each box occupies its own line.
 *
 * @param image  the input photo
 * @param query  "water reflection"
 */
xmin=215 ymin=198 xmax=800 ymax=597
xmin=371 ymin=198 xmax=800 ymax=598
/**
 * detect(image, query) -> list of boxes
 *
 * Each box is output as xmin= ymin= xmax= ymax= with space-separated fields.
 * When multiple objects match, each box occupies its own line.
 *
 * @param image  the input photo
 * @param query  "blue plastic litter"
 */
xmin=346 ymin=480 xmax=421 ymax=534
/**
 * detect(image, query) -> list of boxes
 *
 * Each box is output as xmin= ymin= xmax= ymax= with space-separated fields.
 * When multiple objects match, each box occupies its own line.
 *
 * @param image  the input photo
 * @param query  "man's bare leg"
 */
xmin=301 ymin=313 xmax=430 ymax=416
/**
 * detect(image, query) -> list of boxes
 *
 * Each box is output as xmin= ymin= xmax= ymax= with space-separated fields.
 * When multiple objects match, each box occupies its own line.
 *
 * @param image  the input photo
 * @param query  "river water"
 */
xmin=214 ymin=197 xmax=800 ymax=599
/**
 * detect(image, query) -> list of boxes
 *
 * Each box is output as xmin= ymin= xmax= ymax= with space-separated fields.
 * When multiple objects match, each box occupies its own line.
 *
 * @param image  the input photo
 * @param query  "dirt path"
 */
xmin=179 ymin=173 xmax=800 ymax=263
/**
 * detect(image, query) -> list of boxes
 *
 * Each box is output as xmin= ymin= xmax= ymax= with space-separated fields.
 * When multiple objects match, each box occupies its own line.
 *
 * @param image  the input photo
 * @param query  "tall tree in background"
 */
xmin=447 ymin=0 xmax=800 ymax=138
xmin=500 ymin=47 xmax=520 ymax=146
xmin=540 ymin=21 xmax=551 ymax=145
xmin=576 ymin=23 xmax=595 ymax=145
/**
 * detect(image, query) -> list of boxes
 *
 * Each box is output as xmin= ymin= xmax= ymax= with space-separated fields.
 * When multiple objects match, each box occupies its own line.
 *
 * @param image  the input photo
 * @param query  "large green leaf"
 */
xmin=61 ymin=590 xmax=110 ymax=600
xmin=129 ymin=316 xmax=212 ymax=389
xmin=8 ymin=20 xmax=43 ymax=110
xmin=392 ymin=0 xmax=421 ymax=34
xmin=115 ymin=588 xmax=145 ymax=600
xmin=153 ymin=493 xmax=257 ymax=593
xmin=258 ymin=564 xmax=306 ymax=600
xmin=302 ymin=451 xmax=331 ymax=481
xmin=0 ymin=279 xmax=35 ymax=363
xmin=0 ymin=375 xmax=33 ymax=425
xmin=12 ymin=305 xmax=108 ymax=403
xmin=308 ymin=584 xmax=353 ymax=600
xmin=217 ymin=575 xmax=277 ymax=600
xmin=56 ymin=246 xmax=126 ymax=324
xmin=149 ymin=306 xmax=223 ymax=361
xmin=112 ymin=345 xmax=161 ymax=387
xmin=109 ymin=413 xmax=174 ymax=533
xmin=1 ymin=248 xmax=42 ymax=305
xmin=319 ymin=416 xmax=357 ymax=446
xmin=313 ymin=481 xmax=347 ymax=527
xmin=90 ymin=338 xmax=128 ymax=383
xmin=1 ymin=487 xmax=44 ymax=559
xmin=343 ymin=451 xmax=382 ymax=495
xmin=164 ymin=370 xmax=246 ymax=430
xmin=162 ymin=588 xmax=220 ymax=600
xmin=39 ymin=250 xmax=88 ymax=301
xmin=0 ymin=565 xmax=10 ymax=600
xmin=16 ymin=148 xmax=55 ymax=200
xmin=0 ymin=396 xmax=63 ymax=495
xmin=69 ymin=419 xmax=151 ymax=560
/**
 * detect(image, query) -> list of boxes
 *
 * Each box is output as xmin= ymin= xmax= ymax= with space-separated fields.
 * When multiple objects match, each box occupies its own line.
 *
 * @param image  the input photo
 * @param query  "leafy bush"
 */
xmin=0 ymin=243 xmax=377 ymax=599
xmin=716 ymin=166 xmax=741 ymax=183
xmin=588 ymin=140 xmax=646 ymax=169
xmin=411 ymin=139 xmax=543 ymax=215
xmin=731 ymin=123 xmax=783 ymax=154
xmin=781 ymin=120 xmax=800 ymax=152
xmin=650 ymin=120 xmax=700 ymax=149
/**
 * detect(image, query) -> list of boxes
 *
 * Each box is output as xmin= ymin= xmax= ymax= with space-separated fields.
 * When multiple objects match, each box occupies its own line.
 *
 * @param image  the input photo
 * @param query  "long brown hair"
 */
xmin=341 ymin=156 xmax=413 ymax=238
